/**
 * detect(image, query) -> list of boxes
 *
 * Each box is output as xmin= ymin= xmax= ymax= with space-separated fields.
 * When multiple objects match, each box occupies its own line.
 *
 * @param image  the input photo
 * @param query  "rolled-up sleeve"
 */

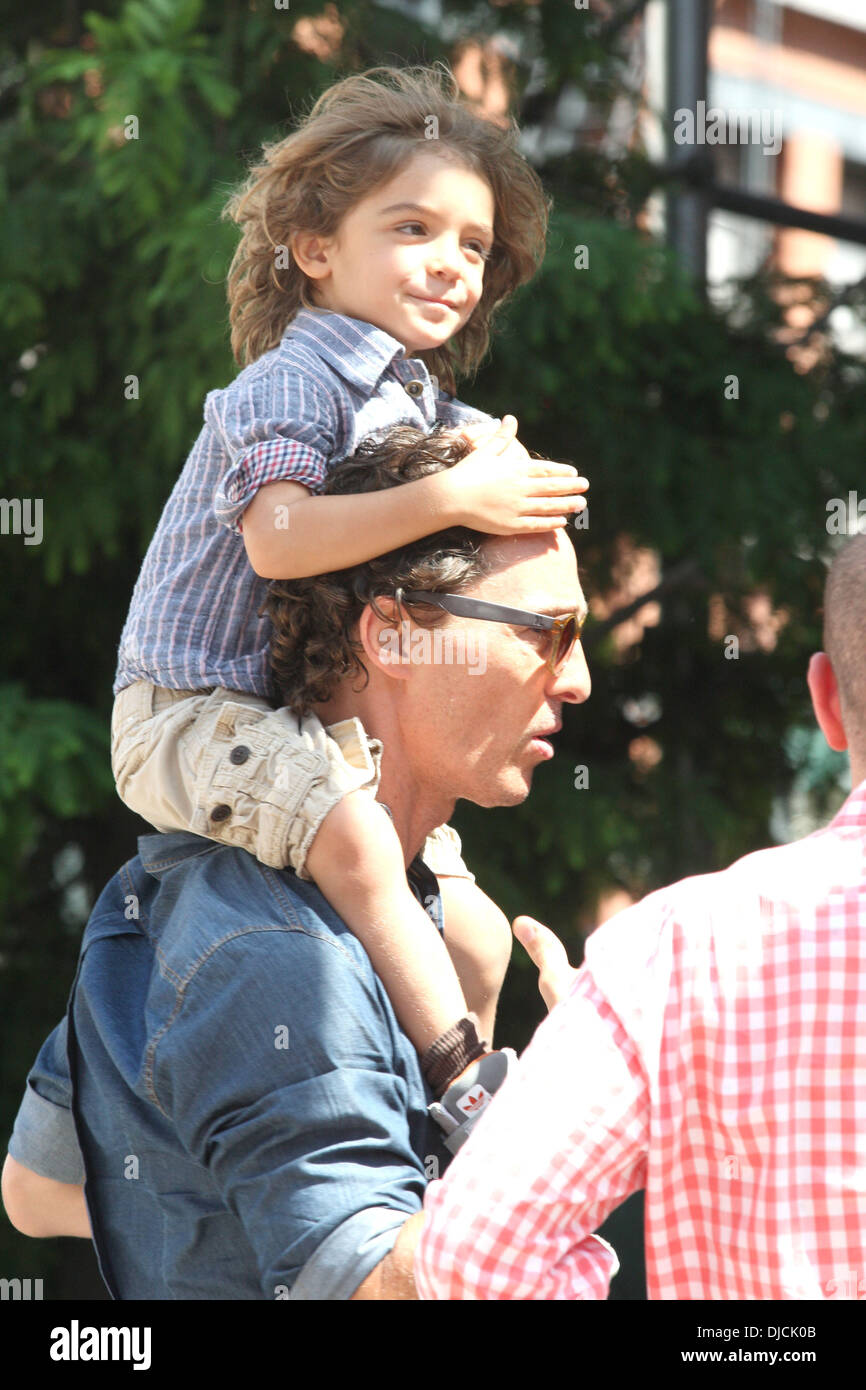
xmin=7 ymin=1017 xmax=85 ymax=1185
xmin=155 ymin=928 xmax=427 ymax=1300
xmin=415 ymin=967 xmax=649 ymax=1299
xmin=208 ymin=370 xmax=338 ymax=531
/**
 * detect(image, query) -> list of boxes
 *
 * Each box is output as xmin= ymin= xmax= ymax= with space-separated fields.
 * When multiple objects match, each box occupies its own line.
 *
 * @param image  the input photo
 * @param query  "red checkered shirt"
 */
xmin=415 ymin=778 xmax=866 ymax=1300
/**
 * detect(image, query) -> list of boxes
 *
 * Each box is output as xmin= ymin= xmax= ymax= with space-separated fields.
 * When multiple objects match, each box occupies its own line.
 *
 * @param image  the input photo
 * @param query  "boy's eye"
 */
xmin=395 ymin=224 xmax=491 ymax=261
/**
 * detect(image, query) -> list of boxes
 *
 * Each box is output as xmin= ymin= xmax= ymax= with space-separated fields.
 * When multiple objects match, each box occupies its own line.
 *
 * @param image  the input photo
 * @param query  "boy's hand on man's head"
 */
xmin=454 ymin=415 xmax=515 ymax=448
xmin=440 ymin=416 xmax=588 ymax=536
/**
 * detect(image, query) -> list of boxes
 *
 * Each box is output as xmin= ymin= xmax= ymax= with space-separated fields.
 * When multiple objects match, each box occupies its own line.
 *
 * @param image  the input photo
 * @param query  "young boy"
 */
xmin=111 ymin=65 xmax=587 ymax=1147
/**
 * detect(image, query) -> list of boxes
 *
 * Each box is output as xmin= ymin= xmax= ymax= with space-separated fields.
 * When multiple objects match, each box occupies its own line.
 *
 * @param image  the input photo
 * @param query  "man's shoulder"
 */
xmin=89 ymin=833 xmax=374 ymax=985
xmin=75 ymin=833 xmax=406 ymax=1108
xmin=662 ymin=814 xmax=853 ymax=928
xmin=582 ymin=816 xmax=854 ymax=1003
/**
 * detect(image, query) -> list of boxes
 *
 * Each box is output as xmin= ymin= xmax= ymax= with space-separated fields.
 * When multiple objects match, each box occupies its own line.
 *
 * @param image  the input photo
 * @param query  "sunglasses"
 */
xmin=398 ymin=590 xmax=585 ymax=673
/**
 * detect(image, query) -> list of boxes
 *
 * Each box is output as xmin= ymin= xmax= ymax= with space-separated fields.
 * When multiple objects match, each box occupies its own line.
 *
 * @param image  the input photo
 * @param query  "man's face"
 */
xmin=304 ymin=149 xmax=494 ymax=355
xmin=396 ymin=529 xmax=591 ymax=808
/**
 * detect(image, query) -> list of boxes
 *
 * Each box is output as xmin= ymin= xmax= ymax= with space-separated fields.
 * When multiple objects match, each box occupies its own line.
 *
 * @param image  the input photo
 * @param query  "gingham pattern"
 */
xmin=115 ymin=308 xmax=491 ymax=697
xmin=416 ymin=779 xmax=866 ymax=1300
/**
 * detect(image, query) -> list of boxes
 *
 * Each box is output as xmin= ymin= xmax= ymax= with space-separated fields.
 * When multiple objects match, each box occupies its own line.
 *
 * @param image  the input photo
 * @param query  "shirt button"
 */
xmin=229 ymin=745 xmax=250 ymax=765
xmin=210 ymin=804 xmax=232 ymax=823
xmin=404 ymin=379 xmax=425 ymax=398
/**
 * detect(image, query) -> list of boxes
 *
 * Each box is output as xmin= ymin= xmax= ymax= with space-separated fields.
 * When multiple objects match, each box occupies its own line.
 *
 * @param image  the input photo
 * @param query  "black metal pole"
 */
xmin=665 ymin=0 xmax=712 ymax=288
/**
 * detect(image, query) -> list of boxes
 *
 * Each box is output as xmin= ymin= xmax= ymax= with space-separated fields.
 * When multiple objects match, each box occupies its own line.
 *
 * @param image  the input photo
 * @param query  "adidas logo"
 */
xmin=456 ymin=1085 xmax=492 ymax=1118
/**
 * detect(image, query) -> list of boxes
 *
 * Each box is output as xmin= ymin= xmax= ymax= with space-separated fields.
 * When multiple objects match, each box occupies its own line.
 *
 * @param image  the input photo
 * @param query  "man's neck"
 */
xmin=314 ymin=692 xmax=454 ymax=868
xmin=376 ymin=759 xmax=455 ymax=870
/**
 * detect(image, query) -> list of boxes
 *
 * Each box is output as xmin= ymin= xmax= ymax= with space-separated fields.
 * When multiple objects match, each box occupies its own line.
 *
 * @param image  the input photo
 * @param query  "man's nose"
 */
xmin=547 ymin=638 xmax=591 ymax=704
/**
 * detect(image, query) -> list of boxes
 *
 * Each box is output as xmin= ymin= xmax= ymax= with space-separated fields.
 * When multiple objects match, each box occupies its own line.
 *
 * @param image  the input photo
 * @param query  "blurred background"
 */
xmin=1 ymin=0 xmax=864 ymax=1300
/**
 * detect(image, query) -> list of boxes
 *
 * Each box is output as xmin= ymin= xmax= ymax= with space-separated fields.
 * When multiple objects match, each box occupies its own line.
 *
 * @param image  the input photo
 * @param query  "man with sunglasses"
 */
xmin=415 ymin=535 xmax=866 ymax=1302
xmin=4 ymin=424 xmax=607 ymax=1299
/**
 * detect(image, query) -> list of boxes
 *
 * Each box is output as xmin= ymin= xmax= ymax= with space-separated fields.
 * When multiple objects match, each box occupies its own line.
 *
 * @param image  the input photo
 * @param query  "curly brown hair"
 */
xmin=222 ymin=64 xmax=549 ymax=394
xmin=267 ymin=426 xmax=490 ymax=715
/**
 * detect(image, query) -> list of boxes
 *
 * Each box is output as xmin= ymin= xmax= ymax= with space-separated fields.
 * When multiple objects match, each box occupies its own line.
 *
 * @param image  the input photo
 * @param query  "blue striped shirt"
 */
xmin=115 ymin=309 xmax=493 ymax=698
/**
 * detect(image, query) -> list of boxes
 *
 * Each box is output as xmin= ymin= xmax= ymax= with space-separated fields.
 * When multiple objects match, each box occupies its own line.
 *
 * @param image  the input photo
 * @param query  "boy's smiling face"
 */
xmin=292 ymin=149 xmax=495 ymax=355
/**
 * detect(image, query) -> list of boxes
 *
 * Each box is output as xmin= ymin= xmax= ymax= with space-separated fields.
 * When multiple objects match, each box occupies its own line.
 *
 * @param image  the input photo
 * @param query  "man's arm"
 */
xmin=157 ymin=924 xmax=435 ymax=1300
xmin=2 ymin=1155 xmax=90 ymax=1238
xmin=4 ymin=1016 xmax=92 ymax=1239
xmin=414 ymin=964 xmax=648 ymax=1299
xmin=350 ymin=1211 xmax=424 ymax=1300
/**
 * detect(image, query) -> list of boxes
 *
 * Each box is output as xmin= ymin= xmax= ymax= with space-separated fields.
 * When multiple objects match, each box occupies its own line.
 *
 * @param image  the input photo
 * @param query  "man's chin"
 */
xmin=470 ymin=769 xmax=535 ymax=810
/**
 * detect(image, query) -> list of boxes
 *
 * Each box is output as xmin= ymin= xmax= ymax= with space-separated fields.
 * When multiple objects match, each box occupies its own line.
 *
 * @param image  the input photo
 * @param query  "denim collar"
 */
xmin=137 ymin=830 xmax=440 ymax=928
xmin=138 ymin=831 xmax=220 ymax=877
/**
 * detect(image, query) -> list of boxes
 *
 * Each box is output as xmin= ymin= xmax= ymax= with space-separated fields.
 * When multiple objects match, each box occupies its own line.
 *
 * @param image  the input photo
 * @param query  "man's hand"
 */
xmin=2 ymin=1154 xmax=92 ymax=1238
xmin=513 ymin=916 xmax=579 ymax=1011
xmin=350 ymin=1210 xmax=423 ymax=1299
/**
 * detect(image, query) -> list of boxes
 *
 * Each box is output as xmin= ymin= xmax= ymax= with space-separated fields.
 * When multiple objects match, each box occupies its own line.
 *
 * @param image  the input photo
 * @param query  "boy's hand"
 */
xmin=454 ymin=418 xmax=503 ymax=447
xmin=443 ymin=416 xmax=588 ymax=534
xmin=513 ymin=915 xmax=579 ymax=1011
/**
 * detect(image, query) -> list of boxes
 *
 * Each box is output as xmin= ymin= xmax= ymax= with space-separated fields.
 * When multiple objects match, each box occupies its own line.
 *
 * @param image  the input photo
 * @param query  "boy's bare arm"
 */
xmin=243 ymin=470 xmax=465 ymax=579
xmin=241 ymin=417 xmax=586 ymax=580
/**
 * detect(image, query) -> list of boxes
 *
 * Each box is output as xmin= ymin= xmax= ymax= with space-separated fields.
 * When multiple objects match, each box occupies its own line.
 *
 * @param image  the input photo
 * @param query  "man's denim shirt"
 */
xmin=9 ymin=831 xmax=449 ymax=1300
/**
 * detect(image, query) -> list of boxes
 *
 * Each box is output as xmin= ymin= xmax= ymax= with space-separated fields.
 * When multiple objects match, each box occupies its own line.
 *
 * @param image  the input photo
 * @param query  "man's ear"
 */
xmin=807 ymin=651 xmax=848 ymax=752
xmin=290 ymin=231 xmax=334 ymax=283
xmin=357 ymin=599 xmax=412 ymax=684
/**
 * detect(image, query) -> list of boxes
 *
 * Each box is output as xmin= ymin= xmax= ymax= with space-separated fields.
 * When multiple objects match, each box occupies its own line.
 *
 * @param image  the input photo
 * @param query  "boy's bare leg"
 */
xmin=305 ymin=792 xmax=469 ymax=1053
xmin=437 ymin=877 xmax=513 ymax=1044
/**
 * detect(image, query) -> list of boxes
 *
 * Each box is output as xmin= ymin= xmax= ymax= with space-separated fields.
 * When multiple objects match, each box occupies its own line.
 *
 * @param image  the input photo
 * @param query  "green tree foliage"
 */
xmin=1 ymin=0 xmax=863 ymax=1294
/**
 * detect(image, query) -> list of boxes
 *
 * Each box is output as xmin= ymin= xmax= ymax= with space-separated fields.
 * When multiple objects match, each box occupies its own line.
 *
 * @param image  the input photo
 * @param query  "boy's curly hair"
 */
xmin=223 ymin=64 xmax=549 ymax=394
xmin=267 ymin=426 xmax=490 ymax=716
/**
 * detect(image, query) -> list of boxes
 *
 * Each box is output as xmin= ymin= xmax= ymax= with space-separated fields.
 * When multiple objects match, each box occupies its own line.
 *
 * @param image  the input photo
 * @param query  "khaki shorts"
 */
xmin=111 ymin=681 xmax=472 ymax=881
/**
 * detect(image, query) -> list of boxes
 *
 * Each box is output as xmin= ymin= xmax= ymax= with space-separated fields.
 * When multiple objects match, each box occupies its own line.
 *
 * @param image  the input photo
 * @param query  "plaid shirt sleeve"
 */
xmin=414 ymin=962 xmax=650 ymax=1299
xmin=208 ymin=368 xmax=339 ymax=532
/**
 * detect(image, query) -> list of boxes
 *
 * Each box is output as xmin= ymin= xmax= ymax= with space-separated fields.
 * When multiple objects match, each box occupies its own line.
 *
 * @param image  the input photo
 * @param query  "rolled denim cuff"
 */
xmin=288 ymin=1205 xmax=413 ymax=1300
xmin=8 ymin=1086 xmax=86 ymax=1185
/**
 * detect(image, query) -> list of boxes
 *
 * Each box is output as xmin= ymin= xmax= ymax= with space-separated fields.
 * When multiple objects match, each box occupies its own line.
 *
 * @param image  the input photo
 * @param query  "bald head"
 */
xmin=823 ymin=533 xmax=866 ymax=755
